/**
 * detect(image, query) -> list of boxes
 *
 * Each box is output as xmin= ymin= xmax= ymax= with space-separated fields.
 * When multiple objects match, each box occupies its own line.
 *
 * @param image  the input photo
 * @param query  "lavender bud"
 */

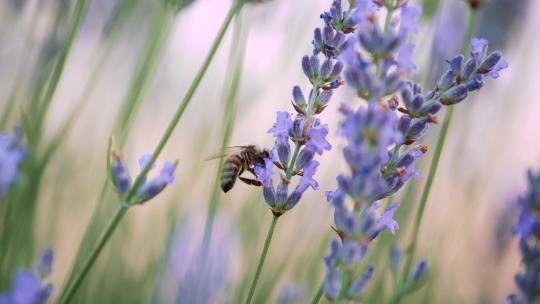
xmin=480 ymin=51 xmax=502 ymax=71
xmin=437 ymin=70 xmax=456 ymax=91
xmin=461 ymin=57 xmax=477 ymax=81
xmin=310 ymin=55 xmax=320 ymax=80
xmin=401 ymin=85 xmax=413 ymax=108
xmin=397 ymin=115 xmax=411 ymax=135
xmin=292 ymin=86 xmax=307 ymax=110
xmin=465 ymin=74 xmax=484 ymax=91
xmin=411 ymin=260 xmax=427 ymax=282
xmin=320 ymin=59 xmax=333 ymax=81
xmin=425 ymin=103 xmax=442 ymax=115
xmin=263 ymin=185 xmax=276 ymax=207
xmin=276 ymin=183 xmax=289 ymax=207
xmin=36 ymin=248 xmax=54 ymax=278
xmin=289 ymin=115 xmax=305 ymax=141
xmin=276 ymin=140 xmax=291 ymax=165
xmin=323 ymin=26 xmax=333 ymax=45
xmin=408 ymin=260 xmax=428 ymax=293
xmin=406 ymin=119 xmax=429 ymax=142
xmin=313 ymin=28 xmax=323 ymax=55
xmin=285 ymin=190 xmax=302 ymax=209
xmin=296 ymin=148 xmax=315 ymax=170
xmin=111 ymin=152 xmax=131 ymax=194
xmin=315 ymin=90 xmax=333 ymax=113
xmin=348 ymin=265 xmax=374 ymax=297
xmin=137 ymin=161 xmax=176 ymax=203
xmin=410 ymin=95 xmax=424 ymax=113
xmin=440 ymin=84 xmax=468 ymax=105
xmin=302 ymin=56 xmax=313 ymax=80
xmin=329 ymin=61 xmax=344 ymax=80
xmin=448 ymin=55 xmax=464 ymax=74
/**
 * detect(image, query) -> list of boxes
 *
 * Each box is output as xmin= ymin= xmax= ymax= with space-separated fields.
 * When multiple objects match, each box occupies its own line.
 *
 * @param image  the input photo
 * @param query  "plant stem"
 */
xmin=245 ymin=215 xmax=279 ymax=304
xmin=35 ymin=0 xmax=88 ymax=138
xmin=114 ymin=2 xmax=173 ymax=147
xmin=311 ymin=281 xmax=324 ymax=304
xmin=59 ymin=204 xmax=129 ymax=304
xmin=124 ymin=0 xmax=243 ymax=203
xmin=398 ymin=8 xmax=477 ymax=296
xmin=286 ymin=144 xmax=301 ymax=179
xmin=200 ymin=11 xmax=247 ymax=263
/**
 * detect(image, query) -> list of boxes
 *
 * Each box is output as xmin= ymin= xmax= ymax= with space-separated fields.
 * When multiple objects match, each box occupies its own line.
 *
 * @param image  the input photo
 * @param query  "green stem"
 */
xmin=245 ymin=215 xmax=279 ymax=304
xmin=200 ymin=11 xmax=247 ymax=260
xmin=311 ymin=281 xmax=324 ymax=304
xmin=383 ymin=5 xmax=394 ymax=33
xmin=35 ymin=0 xmax=88 ymax=137
xmin=286 ymin=144 xmax=301 ymax=179
xmin=124 ymin=0 xmax=243 ymax=203
xmin=114 ymin=2 xmax=173 ymax=147
xmin=59 ymin=204 xmax=129 ymax=304
xmin=397 ymin=9 xmax=477 ymax=298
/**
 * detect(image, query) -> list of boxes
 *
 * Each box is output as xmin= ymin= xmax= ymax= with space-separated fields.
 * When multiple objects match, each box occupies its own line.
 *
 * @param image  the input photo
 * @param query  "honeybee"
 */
xmin=207 ymin=145 xmax=270 ymax=193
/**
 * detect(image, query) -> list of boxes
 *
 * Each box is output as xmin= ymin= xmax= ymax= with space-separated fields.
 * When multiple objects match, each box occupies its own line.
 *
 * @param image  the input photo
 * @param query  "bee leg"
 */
xmin=239 ymin=176 xmax=262 ymax=187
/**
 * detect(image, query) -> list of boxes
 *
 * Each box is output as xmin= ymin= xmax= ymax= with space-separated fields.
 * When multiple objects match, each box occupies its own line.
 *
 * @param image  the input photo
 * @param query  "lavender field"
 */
xmin=0 ymin=0 xmax=538 ymax=303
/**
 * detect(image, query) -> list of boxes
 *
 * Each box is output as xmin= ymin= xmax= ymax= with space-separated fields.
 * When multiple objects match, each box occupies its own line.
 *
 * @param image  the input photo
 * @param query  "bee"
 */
xmin=207 ymin=145 xmax=270 ymax=193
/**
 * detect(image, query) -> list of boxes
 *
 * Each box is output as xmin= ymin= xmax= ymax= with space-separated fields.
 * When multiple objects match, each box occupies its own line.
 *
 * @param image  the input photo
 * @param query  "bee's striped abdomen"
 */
xmin=221 ymin=155 xmax=243 ymax=193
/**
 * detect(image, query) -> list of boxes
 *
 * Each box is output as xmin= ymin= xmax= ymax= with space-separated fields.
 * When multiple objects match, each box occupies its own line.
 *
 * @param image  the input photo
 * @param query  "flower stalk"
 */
xmin=398 ymin=8 xmax=477 ymax=291
xmin=244 ymin=215 xmax=279 ymax=304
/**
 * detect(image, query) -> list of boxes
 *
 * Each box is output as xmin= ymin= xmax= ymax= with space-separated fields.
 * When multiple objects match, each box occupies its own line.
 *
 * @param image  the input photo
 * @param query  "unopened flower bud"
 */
xmin=440 ymin=84 xmax=468 ymax=105
xmin=296 ymin=148 xmax=315 ymax=170
xmin=315 ymin=90 xmax=333 ymax=113
xmin=276 ymin=140 xmax=291 ymax=165
xmin=465 ymin=74 xmax=484 ymax=91
xmin=461 ymin=58 xmax=477 ymax=81
xmin=111 ymin=151 xmax=131 ymax=194
xmin=276 ymin=182 xmax=289 ymax=207
xmin=437 ymin=70 xmax=456 ymax=91
xmin=480 ymin=51 xmax=502 ymax=72
xmin=302 ymin=56 xmax=314 ymax=81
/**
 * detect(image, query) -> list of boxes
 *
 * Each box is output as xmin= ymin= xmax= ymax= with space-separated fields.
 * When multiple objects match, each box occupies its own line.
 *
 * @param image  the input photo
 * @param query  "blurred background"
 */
xmin=0 ymin=0 xmax=538 ymax=302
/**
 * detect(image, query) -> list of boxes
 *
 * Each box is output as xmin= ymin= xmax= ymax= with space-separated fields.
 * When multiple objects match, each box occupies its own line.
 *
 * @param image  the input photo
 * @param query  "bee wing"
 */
xmin=204 ymin=152 xmax=229 ymax=161
xmin=205 ymin=145 xmax=257 ymax=161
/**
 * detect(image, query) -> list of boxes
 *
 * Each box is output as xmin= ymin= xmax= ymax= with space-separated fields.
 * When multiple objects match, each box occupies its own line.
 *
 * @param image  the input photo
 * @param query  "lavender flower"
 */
xmin=110 ymin=151 xmax=177 ymax=204
xmin=321 ymin=1 xmax=506 ymax=300
xmin=0 ymin=128 xmax=26 ymax=200
xmin=253 ymin=0 xmax=358 ymax=216
xmin=0 ymin=248 xmax=54 ymax=304
xmin=508 ymin=170 xmax=540 ymax=303
xmin=276 ymin=283 xmax=306 ymax=304
xmin=157 ymin=210 xmax=241 ymax=304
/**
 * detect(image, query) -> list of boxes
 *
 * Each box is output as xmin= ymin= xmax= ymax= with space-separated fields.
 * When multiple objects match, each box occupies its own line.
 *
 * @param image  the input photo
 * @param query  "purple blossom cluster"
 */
xmin=0 ymin=128 xmax=26 ymax=200
xmin=0 ymin=248 xmax=54 ymax=304
xmin=321 ymin=0 xmax=507 ymax=301
xmin=508 ymin=170 xmax=540 ymax=304
xmin=254 ymin=0 xmax=359 ymax=216
xmin=110 ymin=151 xmax=176 ymax=204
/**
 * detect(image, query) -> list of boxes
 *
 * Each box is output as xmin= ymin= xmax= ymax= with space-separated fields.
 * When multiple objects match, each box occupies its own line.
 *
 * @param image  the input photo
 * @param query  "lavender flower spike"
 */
xmin=0 ymin=248 xmax=54 ymax=304
xmin=0 ymin=127 xmax=26 ymax=200
xmin=508 ymin=170 xmax=540 ymax=303
xmin=253 ymin=0 xmax=359 ymax=217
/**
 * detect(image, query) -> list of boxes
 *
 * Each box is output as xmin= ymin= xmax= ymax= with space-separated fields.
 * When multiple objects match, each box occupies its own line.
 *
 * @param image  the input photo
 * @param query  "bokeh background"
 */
xmin=0 ymin=0 xmax=538 ymax=302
